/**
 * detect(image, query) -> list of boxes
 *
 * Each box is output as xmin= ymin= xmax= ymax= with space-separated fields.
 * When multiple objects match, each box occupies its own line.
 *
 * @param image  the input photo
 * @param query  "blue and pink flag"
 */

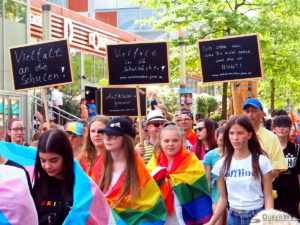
xmin=0 ymin=141 xmax=115 ymax=225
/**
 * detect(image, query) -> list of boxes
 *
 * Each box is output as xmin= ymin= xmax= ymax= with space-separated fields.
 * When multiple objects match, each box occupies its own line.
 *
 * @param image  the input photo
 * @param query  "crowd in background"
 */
xmin=0 ymin=95 xmax=299 ymax=225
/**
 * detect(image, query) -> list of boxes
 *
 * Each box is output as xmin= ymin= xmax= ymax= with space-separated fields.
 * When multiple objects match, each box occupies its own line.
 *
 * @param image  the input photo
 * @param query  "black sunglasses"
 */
xmin=195 ymin=127 xmax=205 ymax=132
xmin=152 ymin=122 xmax=165 ymax=128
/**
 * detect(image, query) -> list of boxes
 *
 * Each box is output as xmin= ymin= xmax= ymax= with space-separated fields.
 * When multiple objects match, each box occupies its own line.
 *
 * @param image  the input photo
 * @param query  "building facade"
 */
xmin=0 ymin=0 xmax=146 ymax=141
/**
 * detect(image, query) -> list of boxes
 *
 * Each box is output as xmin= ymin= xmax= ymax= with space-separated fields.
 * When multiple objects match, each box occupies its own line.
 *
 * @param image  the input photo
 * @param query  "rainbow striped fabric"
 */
xmin=147 ymin=146 xmax=213 ymax=224
xmin=105 ymin=154 xmax=167 ymax=225
xmin=0 ymin=141 xmax=115 ymax=225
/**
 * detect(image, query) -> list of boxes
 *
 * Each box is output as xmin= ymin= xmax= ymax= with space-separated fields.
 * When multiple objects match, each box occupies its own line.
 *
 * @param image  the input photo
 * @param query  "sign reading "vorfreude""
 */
xmin=106 ymin=41 xmax=170 ymax=86
xmin=9 ymin=39 xmax=73 ymax=91
xmin=198 ymin=34 xmax=263 ymax=83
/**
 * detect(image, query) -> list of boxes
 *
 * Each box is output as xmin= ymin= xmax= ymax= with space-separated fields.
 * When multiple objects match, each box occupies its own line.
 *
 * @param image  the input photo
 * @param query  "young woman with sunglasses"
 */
xmin=203 ymin=126 xmax=226 ymax=225
xmin=147 ymin=124 xmax=212 ymax=224
xmin=99 ymin=117 xmax=167 ymax=224
xmin=5 ymin=118 xmax=29 ymax=146
xmin=205 ymin=115 xmax=273 ymax=225
xmin=191 ymin=119 xmax=218 ymax=160
xmin=77 ymin=115 xmax=109 ymax=183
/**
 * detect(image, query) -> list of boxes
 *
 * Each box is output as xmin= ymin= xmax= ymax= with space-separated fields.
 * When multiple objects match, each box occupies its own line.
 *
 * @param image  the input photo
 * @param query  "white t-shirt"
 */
xmin=51 ymin=88 xmax=63 ymax=106
xmin=104 ymin=170 xmax=123 ymax=197
xmin=212 ymin=154 xmax=272 ymax=210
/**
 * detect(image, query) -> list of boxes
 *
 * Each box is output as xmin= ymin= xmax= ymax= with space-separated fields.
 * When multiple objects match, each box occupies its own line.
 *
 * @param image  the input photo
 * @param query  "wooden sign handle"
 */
xmin=231 ymin=82 xmax=237 ymax=115
xmin=136 ymin=86 xmax=143 ymax=142
xmin=42 ymin=88 xmax=51 ymax=130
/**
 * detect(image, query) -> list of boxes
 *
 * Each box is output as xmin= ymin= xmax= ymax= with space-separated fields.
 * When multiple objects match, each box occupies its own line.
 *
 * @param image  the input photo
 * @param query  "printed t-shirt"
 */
xmin=257 ymin=127 xmax=287 ymax=171
xmin=212 ymin=154 xmax=272 ymax=210
xmin=33 ymin=177 xmax=73 ymax=225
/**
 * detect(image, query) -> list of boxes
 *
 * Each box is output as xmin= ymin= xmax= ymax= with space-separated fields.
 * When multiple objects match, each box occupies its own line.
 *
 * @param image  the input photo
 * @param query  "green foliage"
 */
xmin=195 ymin=95 xmax=219 ymax=118
xmin=195 ymin=96 xmax=208 ymax=117
xmin=132 ymin=0 xmax=300 ymax=111
xmin=61 ymin=90 xmax=80 ymax=118
xmin=207 ymin=96 xmax=219 ymax=115
xmin=150 ymin=88 xmax=179 ymax=115
xmin=214 ymin=114 xmax=221 ymax=122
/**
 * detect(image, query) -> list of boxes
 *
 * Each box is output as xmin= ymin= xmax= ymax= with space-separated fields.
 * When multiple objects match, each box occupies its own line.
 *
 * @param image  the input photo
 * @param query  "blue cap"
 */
xmin=243 ymin=98 xmax=263 ymax=110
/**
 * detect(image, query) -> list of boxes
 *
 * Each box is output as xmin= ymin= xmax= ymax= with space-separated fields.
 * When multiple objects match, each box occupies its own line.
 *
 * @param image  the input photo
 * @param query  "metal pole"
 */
xmin=42 ymin=4 xmax=52 ymax=129
xmin=81 ymin=51 xmax=85 ymax=98
xmin=178 ymin=41 xmax=186 ymax=89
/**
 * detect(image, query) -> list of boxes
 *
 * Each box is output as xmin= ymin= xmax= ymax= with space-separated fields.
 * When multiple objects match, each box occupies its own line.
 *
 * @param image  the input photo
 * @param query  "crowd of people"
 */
xmin=0 ymin=97 xmax=299 ymax=225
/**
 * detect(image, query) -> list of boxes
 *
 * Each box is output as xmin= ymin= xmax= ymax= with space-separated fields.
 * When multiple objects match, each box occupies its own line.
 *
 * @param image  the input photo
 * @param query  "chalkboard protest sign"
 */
xmin=9 ymin=39 xmax=74 ymax=91
xmin=106 ymin=41 xmax=170 ymax=85
xmin=198 ymin=34 xmax=263 ymax=83
xmin=102 ymin=87 xmax=146 ymax=116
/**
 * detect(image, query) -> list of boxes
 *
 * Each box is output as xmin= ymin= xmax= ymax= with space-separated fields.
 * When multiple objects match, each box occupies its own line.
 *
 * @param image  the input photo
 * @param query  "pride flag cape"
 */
xmin=105 ymin=154 xmax=167 ymax=225
xmin=0 ymin=165 xmax=38 ymax=225
xmin=0 ymin=141 xmax=115 ymax=225
xmin=147 ymin=147 xmax=213 ymax=225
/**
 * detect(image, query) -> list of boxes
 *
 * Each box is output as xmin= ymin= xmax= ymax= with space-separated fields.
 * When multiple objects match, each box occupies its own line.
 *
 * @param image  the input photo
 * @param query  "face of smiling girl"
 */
xmin=160 ymin=130 xmax=183 ymax=162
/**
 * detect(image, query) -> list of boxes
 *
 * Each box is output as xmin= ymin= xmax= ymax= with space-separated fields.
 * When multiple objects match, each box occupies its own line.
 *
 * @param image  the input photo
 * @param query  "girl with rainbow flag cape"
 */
xmin=98 ymin=117 xmax=167 ymax=225
xmin=0 ymin=137 xmax=115 ymax=225
xmin=147 ymin=125 xmax=213 ymax=225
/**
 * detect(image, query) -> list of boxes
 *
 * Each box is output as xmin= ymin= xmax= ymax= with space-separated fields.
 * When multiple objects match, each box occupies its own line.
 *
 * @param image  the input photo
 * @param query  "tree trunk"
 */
xmin=270 ymin=79 xmax=275 ymax=111
xmin=221 ymin=82 xmax=228 ymax=119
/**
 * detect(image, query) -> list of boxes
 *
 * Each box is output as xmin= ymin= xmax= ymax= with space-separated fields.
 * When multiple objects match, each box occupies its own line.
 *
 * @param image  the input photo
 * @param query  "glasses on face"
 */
xmin=180 ymin=118 xmax=191 ymax=123
xmin=151 ymin=122 xmax=165 ymax=128
xmin=195 ymin=127 xmax=205 ymax=132
xmin=103 ymin=132 xmax=118 ymax=139
xmin=10 ymin=127 xmax=25 ymax=132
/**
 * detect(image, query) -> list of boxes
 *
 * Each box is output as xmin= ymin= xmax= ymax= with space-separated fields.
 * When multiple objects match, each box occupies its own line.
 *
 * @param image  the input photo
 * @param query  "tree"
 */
xmin=132 ymin=0 xmax=300 ymax=113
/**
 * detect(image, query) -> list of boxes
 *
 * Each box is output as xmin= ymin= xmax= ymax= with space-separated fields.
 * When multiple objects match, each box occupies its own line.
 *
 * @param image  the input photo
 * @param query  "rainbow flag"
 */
xmin=137 ymin=87 xmax=146 ymax=95
xmin=105 ymin=154 xmax=167 ymax=225
xmin=147 ymin=147 xmax=213 ymax=224
xmin=0 ymin=141 xmax=115 ymax=225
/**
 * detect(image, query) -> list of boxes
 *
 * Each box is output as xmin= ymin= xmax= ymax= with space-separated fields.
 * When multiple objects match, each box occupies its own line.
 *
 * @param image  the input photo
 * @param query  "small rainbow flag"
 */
xmin=0 ymin=141 xmax=115 ymax=225
xmin=147 ymin=146 xmax=213 ymax=224
xmin=105 ymin=154 xmax=167 ymax=225
xmin=137 ymin=88 xmax=146 ymax=95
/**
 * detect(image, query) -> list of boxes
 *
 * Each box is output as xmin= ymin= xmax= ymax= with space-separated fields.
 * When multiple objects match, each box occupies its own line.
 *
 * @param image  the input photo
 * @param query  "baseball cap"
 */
xmin=65 ymin=121 xmax=84 ymax=136
xmin=242 ymin=98 xmax=263 ymax=110
xmin=98 ymin=117 xmax=134 ymax=136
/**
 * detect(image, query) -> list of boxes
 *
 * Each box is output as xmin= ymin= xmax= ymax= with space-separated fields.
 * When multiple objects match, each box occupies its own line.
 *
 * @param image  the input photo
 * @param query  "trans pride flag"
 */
xmin=147 ymin=146 xmax=213 ymax=224
xmin=0 ymin=141 xmax=115 ymax=225
xmin=105 ymin=154 xmax=167 ymax=225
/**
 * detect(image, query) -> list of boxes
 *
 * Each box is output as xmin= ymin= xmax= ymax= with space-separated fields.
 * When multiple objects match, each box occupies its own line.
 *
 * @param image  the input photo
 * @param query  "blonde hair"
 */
xmin=154 ymin=125 xmax=185 ymax=155
xmin=77 ymin=115 xmax=109 ymax=170
xmin=99 ymin=134 xmax=140 ymax=208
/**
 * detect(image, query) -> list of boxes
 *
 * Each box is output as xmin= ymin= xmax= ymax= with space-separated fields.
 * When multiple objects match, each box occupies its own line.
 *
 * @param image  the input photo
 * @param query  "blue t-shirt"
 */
xmin=203 ymin=148 xmax=221 ymax=204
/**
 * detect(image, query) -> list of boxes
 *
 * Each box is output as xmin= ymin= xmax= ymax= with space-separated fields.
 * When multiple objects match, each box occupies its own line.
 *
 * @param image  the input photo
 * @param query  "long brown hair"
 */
xmin=195 ymin=119 xmax=218 ymax=159
xmin=99 ymin=134 xmax=140 ymax=208
xmin=78 ymin=115 xmax=109 ymax=170
xmin=221 ymin=115 xmax=266 ymax=180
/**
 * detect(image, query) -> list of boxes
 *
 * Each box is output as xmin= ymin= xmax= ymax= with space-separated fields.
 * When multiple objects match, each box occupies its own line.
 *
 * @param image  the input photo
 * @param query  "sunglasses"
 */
xmin=195 ymin=127 xmax=205 ymax=132
xmin=152 ymin=122 xmax=165 ymax=128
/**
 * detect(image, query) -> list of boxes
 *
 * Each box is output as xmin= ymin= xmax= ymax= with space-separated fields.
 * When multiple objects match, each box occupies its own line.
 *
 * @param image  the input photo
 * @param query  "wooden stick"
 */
xmin=42 ymin=88 xmax=51 ymax=130
xmin=136 ymin=86 xmax=143 ymax=142
xmin=231 ymin=82 xmax=237 ymax=115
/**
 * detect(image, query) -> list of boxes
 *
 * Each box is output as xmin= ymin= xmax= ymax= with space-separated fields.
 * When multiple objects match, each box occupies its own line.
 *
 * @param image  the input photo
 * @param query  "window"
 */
xmin=46 ymin=0 xmax=67 ymax=8
xmin=117 ymin=8 xmax=158 ymax=31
